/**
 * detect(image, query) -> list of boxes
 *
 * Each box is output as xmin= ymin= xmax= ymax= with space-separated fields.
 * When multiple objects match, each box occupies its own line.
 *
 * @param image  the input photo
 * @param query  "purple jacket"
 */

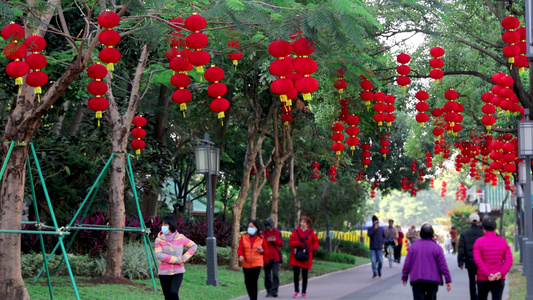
xmin=402 ymin=239 xmax=452 ymax=285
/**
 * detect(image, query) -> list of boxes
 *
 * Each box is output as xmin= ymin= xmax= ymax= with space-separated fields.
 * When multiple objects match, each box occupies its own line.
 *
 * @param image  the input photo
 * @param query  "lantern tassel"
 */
xmin=378 ymin=121 xmax=383 ymax=126
xmin=218 ymin=111 xmax=225 ymax=119
xmin=420 ymin=122 xmax=424 ymax=127
xmin=35 ymin=87 xmax=41 ymax=94
xmin=519 ymin=67 xmax=525 ymax=74
xmin=383 ymin=154 xmax=386 ymax=159
xmin=180 ymin=103 xmax=187 ymax=111
xmin=197 ymin=66 xmax=204 ymax=74
xmin=107 ymin=63 xmax=114 ymax=71
xmin=233 ymin=60 xmax=238 ymax=66
xmin=486 ymin=125 xmax=491 ymax=130
xmin=435 ymin=79 xmax=440 ymax=84
xmin=136 ymin=149 xmax=140 ymax=155
xmin=303 ymin=93 xmax=311 ymax=101
xmin=280 ymin=95 xmax=287 ymax=102
xmin=15 ymin=77 xmax=23 ymax=85
xmin=284 ymin=121 xmax=288 ymax=126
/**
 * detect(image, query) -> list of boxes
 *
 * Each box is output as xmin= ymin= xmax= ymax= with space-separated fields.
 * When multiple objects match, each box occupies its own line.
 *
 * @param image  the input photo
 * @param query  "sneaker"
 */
xmin=266 ymin=294 xmax=272 ymax=298
xmin=302 ymin=293 xmax=307 ymax=298
xmin=372 ymin=273 xmax=377 ymax=278
xmin=293 ymin=292 xmax=299 ymax=298
xmin=378 ymin=270 xmax=381 ymax=277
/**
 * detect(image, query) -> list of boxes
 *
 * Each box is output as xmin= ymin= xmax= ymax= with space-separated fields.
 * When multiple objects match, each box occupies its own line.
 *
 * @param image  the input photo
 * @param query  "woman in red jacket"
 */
xmin=473 ymin=218 xmax=513 ymax=300
xmin=238 ymin=220 xmax=269 ymax=300
xmin=288 ymin=216 xmax=319 ymax=298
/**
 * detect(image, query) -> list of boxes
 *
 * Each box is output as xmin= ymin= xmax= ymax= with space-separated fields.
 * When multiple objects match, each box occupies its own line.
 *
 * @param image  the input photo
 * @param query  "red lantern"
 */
xmin=168 ymin=17 xmax=184 ymax=31
xmin=98 ymin=29 xmax=121 ymax=46
xmin=293 ymin=57 xmax=317 ymax=75
xmin=87 ymin=80 xmax=108 ymax=96
xmin=88 ymin=63 xmax=108 ymax=79
xmin=172 ymin=88 xmax=192 ymax=111
xmin=98 ymin=11 xmax=120 ymax=28
xmin=26 ymin=71 xmax=48 ymax=96
xmin=281 ymin=113 xmax=292 ymax=125
xmin=171 ymin=73 xmax=191 ymax=88
xmin=501 ymin=16 xmax=520 ymax=30
xmin=295 ymin=76 xmax=318 ymax=100
xmin=207 ymin=82 xmax=227 ymax=98
xmin=130 ymin=139 xmax=146 ymax=155
xmin=99 ymin=47 xmax=121 ymax=70
xmin=6 ymin=60 xmax=29 ymax=85
xmin=188 ymin=50 xmax=210 ymax=73
xmin=291 ymin=38 xmax=315 ymax=56
xmin=3 ymin=43 xmax=27 ymax=60
xmin=169 ymin=55 xmax=191 ymax=73
xmin=268 ymin=40 xmax=292 ymax=58
xmin=184 ymin=13 xmax=207 ymax=32
xmin=210 ymin=98 xmax=230 ymax=121
xmin=88 ymin=96 xmax=109 ymax=125
xmin=167 ymin=33 xmax=186 ymax=48
xmin=186 ymin=32 xmax=209 ymax=50
xmin=429 ymin=69 xmax=444 ymax=83
xmin=25 ymin=53 xmax=47 ymax=70
xmin=269 ymin=59 xmax=293 ymax=77
xmin=1 ymin=23 xmax=24 ymax=42
xmin=227 ymin=51 xmax=243 ymax=66
xmin=332 ymin=142 xmax=345 ymax=155
xmin=396 ymin=76 xmax=411 ymax=89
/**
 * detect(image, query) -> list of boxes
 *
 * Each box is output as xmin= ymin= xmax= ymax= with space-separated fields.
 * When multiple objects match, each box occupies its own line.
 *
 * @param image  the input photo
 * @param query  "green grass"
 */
xmin=509 ymin=249 xmax=526 ymax=300
xmin=25 ymin=258 xmax=369 ymax=300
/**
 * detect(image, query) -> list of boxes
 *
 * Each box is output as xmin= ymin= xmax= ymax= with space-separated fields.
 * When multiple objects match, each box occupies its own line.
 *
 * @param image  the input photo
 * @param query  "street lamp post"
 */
xmin=194 ymin=133 xmax=220 ymax=286
xmin=517 ymin=108 xmax=533 ymax=299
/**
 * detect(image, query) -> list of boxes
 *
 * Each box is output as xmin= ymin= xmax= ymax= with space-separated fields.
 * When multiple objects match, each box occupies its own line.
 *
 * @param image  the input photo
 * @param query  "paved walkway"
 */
xmin=233 ymin=253 xmax=510 ymax=299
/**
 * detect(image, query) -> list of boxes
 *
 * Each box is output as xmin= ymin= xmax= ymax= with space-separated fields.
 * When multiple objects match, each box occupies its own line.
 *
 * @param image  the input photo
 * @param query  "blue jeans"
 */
xmin=370 ymin=249 xmax=383 ymax=275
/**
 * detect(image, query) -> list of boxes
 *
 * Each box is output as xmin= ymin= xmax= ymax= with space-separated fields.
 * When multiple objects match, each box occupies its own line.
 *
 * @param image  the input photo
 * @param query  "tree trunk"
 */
xmin=51 ymin=100 xmax=70 ymax=135
xmin=269 ymin=163 xmax=283 ymax=226
xmin=66 ymin=104 xmax=86 ymax=136
xmin=0 ymin=146 xmax=30 ymax=300
xmin=250 ymin=150 xmax=272 ymax=220
xmin=140 ymin=188 xmax=159 ymax=218
xmin=288 ymin=153 xmax=299 ymax=229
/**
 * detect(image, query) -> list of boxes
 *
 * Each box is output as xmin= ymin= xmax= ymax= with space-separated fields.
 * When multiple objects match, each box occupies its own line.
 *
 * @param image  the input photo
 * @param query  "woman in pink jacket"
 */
xmin=473 ymin=218 xmax=513 ymax=300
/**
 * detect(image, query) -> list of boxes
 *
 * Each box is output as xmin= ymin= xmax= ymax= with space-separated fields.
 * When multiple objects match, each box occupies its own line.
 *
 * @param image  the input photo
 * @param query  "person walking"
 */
xmin=449 ymin=226 xmax=458 ymax=254
xmin=261 ymin=218 xmax=283 ymax=298
xmin=406 ymin=225 xmax=419 ymax=246
xmin=402 ymin=223 xmax=452 ymax=300
xmin=384 ymin=219 xmax=398 ymax=259
xmin=154 ymin=215 xmax=197 ymax=300
xmin=238 ymin=220 xmax=269 ymax=300
xmin=444 ymin=235 xmax=451 ymax=254
xmin=367 ymin=215 xmax=386 ymax=278
xmin=394 ymin=225 xmax=404 ymax=263
xmin=473 ymin=218 xmax=513 ymax=300
xmin=457 ymin=213 xmax=484 ymax=300
xmin=288 ymin=216 xmax=319 ymax=298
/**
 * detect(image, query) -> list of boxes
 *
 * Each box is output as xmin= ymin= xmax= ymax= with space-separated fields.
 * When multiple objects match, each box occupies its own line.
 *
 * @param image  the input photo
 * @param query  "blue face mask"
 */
xmin=161 ymin=225 xmax=170 ymax=235
xmin=247 ymin=227 xmax=257 ymax=235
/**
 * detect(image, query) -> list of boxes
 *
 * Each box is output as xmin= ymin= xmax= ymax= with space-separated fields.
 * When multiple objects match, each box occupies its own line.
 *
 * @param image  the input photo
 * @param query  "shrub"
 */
xmin=186 ymin=245 xmax=233 ymax=265
xmin=21 ymin=252 xmax=100 ymax=278
xmin=327 ymin=252 xmax=356 ymax=264
xmin=318 ymin=238 xmax=369 ymax=258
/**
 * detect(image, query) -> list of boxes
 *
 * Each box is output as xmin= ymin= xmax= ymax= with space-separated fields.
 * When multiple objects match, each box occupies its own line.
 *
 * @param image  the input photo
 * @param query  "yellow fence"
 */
xmin=280 ymin=230 xmax=408 ymax=256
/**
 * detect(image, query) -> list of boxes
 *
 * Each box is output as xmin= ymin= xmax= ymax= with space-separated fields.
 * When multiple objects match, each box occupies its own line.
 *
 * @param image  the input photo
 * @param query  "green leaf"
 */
xmin=226 ymin=0 xmax=245 ymax=11
xmin=151 ymin=70 xmax=173 ymax=87
xmin=272 ymin=13 xmax=281 ymax=21
xmin=64 ymin=166 xmax=71 ymax=176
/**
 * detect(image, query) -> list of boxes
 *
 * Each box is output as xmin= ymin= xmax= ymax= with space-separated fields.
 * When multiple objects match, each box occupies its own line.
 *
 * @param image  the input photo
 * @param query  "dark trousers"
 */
xmin=451 ymin=241 xmax=457 ymax=254
xmin=293 ymin=266 xmax=309 ymax=294
xmin=467 ymin=268 xmax=478 ymax=300
xmin=264 ymin=259 xmax=280 ymax=296
xmin=159 ymin=273 xmax=184 ymax=300
xmin=411 ymin=282 xmax=439 ymax=300
xmin=394 ymin=243 xmax=403 ymax=262
xmin=477 ymin=280 xmax=505 ymax=300
xmin=243 ymin=267 xmax=262 ymax=300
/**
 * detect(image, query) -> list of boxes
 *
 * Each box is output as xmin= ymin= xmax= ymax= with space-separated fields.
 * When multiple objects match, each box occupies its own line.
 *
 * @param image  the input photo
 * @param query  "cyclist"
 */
xmin=384 ymin=219 xmax=398 ymax=267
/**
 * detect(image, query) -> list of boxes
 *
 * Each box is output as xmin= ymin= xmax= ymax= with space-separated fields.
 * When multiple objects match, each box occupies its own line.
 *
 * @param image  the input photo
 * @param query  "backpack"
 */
xmin=294 ymin=230 xmax=312 ymax=262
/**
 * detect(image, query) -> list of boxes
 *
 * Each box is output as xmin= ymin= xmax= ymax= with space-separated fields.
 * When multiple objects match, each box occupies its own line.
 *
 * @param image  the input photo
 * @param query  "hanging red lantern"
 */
xmin=87 ymin=80 xmax=108 ymax=96
xmin=168 ymin=17 xmax=184 ymax=31
xmin=1 ymin=23 xmax=25 ymax=42
xmin=184 ymin=14 xmax=207 ymax=31
xmin=99 ymin=47 xmax=121 ymax=71
xmin=291 ymin=38 xmax=315 ymax=56
xmin=379 ymin=139 xmax=390 ymax=158
xmin=3 ymin=43 xmax=27 ymax=60
xmin=25 ymin=53 xmax=47 ymax=70
xmin=228 ymin=51 xmax=243 ymax=67
xmin=98 ymin=11 xmax=120 ymax=28
xmin=396 ymin=53 xmax=411 ymax=90
xmin=88 ymin=96 xmax=109 ymax=126
xmin=209 ymin=98 xmax=230 ymax=123
xmin=186 ymin=32 xmax=209 ymax=50
xmin=26 ymin=71 xmax=48 ymax=96
xmin=98 ymin=29 xmax=121 ymax=46
xmin=281 ymin=112 xmax=293 ymax=125
xmin=188 ymin=50 xmax=210 ymax=73
xmin=130 ymin=115 xmax=147 ymax=155
xmin=295 ymin=76 xmax=318 ymax=100
xmin=270 ymin=59 xmax=293 ymax=77
xmin=24 ymin=34 xmax=46 ymax=52
xmin=172 ymin=89 xmax=192 ymax=112
xmin=171 ymin=73 xmax=191 ymax=88
xmin=333 ymin=79 xmax=347 ymax=96
xmin=429 ymin=46 xmax=444 ymax=83
xmin=268 ymin=40 xmax=292 ymax=58
xmin=88 ymin=63 xmax=108 ymax=79
xmin=6 ymin=60 xmax=29 ymax=86
xmin=167 ymin=33 xmax=186 ymax=48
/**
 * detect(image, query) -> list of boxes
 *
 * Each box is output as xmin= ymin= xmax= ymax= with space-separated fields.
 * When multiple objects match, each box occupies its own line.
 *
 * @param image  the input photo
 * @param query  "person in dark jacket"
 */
xmin=367 ymin=215 xmax=386 ymax=278
xmin=458 ymin=213 xmax=484 ymax=300
xmin=402 ymin=223 xmax=452 ymax=300
xmin=261 ymin=218 xmax=283 ymax=298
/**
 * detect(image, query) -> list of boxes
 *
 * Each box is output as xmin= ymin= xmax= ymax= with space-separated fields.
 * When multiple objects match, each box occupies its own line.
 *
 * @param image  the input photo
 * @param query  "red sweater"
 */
xmin=288 ymin=227 xmax=319 ymax=269
xmin=473 ymin=231 xmax=513 ymax=281
xmin=261 ymin=228 xmax=283 ymax=262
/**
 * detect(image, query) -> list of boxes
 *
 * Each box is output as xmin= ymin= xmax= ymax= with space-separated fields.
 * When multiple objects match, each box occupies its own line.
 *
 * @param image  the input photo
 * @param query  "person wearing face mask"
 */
xmin=288 ymin=216 xmax=319 ymax=298
xmin=238 ymin=220 xmax=269 ymax=300
xmin=154 ymin=215 xmax=197 ymax=300
xmin=261 ymin=218 xmax=283 ymax=298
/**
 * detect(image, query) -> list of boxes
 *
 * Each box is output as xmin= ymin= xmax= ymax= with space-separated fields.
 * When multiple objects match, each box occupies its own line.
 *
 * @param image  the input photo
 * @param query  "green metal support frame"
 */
xmin=34 ymin=153 xmax=158 ymax=292
xmin=0 ymin=142 xmax=80 ymax=300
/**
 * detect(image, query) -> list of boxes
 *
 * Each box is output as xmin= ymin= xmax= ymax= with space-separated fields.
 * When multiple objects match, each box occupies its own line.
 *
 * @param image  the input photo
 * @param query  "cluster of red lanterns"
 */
xmin=333 ymin=69 xmax=347 ymax=99
xmin=87 ymin=63 xmax=109 ymax=126
xmin=227 ymin=40 xmax=243 ymax=68
xmin=370 ymin=182 xmax=379 ymax=198
xmin=24 ymin=34 xmax=48 ymax=101
xmin=417 ymin=168 xmax=424 ymax=182
xmin=269 ymin=40 xmax=294 ymax=105
xmin=384 ymin=94 xmax=396 ymax=127
xmin=98 ymin=11 xmax=121 ymax=71
xmin=167 ymin=17 xmax=192 ymax=115
xmin=293 ymin=38 xmax=319 ymax=101
xmin=442 ymin=89 xmax=464 ymax=135
xmin=481 ymin=90 xmax=497 ymax=130
xmin=360 ymin=142 xmax=371 ymax=169
xmin=441 ymin=181 xmax=447 ymax=198
xmin=379 ymin=133 xmax=390 ymax=158
xmin=130 ymin=115 xmax=147 ymax=155
xmin=425 ymin=152 xmax=433 ymax=168
xmin=513 ymin=26 xmax=530 ymax=73
xmin=329 ymin=166 xmax=337 ymax=182
xmin=415 ymin=90 xmax=430 ymax=127
xmin=354 ymin=172 xmax=365 ymax=188
xmin=396 ymin=53 xmax=411 ymax=90
xmin=501 ymin=15 xmax=520 ymax=65
xmin=345 ymin=115 xmax=360 ymax=154
xmin=205 ymin=66 xmax=229 ymax=125
xmin=373 ymin=91 xmax=386 ymax=127
xmin=281 ymin=105 xmax=293 ymax=126
xmin=429 ymin=46 xmax=444 ymax=83
xmin=411 ymin=159 xmax=417 ymax=174
xmin=185 ymin=13 xmax=210 ymax=74
xmin=2 ymin=23 xmax=29 ymax=92
xmin=456 ymin=182 xmax=466 ymax=201
xmin=360 ymin=74 xmax=374 ymax=109
xmin=489 ymin=72 xmax=522 ymax=117
xmin=430 ymin=178 xmax=434 ymax=188
xmin=331 ymin=122 xmax=345 ymax=158
xmin=311 ymin=162 xmax=320 ymax=179
xmin=337 ymin=97 xmax=350 ymax=122
xmin=401 ymin=177 xmax=409 ymax=190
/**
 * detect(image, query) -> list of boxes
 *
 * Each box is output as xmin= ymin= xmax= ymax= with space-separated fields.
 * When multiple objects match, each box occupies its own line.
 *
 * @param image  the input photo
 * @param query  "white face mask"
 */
xmin=302 ymin=227 xmax=308 ymax=232
xmin=247 ymin=227 xmax=257 ymax=235
xmin=161 ymin=225 xmax=170 ymax=235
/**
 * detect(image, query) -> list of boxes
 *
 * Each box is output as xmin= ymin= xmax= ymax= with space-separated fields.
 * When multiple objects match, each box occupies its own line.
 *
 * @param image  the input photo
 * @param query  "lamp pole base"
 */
xmin=206 ymin=237 xmax=219 ymax=286
xmin=525 ymin=242 xmax=533 ymax=299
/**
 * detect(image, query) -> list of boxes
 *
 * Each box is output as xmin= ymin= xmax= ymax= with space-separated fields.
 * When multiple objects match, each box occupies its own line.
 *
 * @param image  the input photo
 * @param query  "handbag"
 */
xmin=294 ymin=230 xmax=312 ymax=262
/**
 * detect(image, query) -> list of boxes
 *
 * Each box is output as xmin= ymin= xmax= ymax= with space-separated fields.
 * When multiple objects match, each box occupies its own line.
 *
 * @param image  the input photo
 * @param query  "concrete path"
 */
xmin=232 ymin=253 xmax=510 ymax=299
